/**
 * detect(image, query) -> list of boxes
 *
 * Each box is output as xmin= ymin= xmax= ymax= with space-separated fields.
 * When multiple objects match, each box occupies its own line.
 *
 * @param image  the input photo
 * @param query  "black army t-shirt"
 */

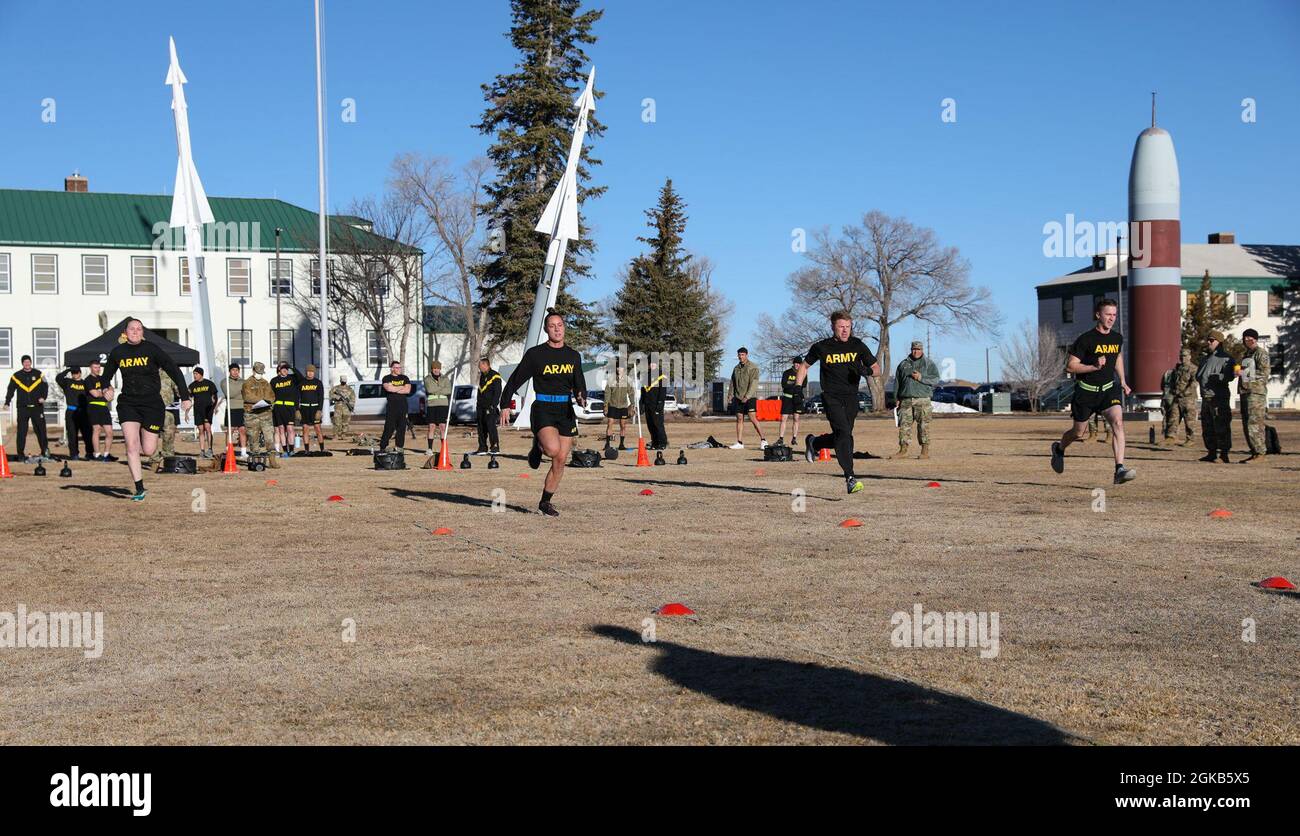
xmin=188 ymin=379 xmax=218 ymax=414
xmin=1069 ymin=328 xmax=1123 ymax=387
xmin=781 ymin=368 xmax=805 ymax=398
xmin=381 ymin=374 xmax=410 ymax=413
xmin=805 ymin=336 xmax=875 ymax=395
xmin=298 ymin=378 xmax=324 ymax=407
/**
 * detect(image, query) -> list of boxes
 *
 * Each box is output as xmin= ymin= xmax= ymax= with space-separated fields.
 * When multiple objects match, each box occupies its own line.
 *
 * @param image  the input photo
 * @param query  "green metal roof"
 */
xmin=0 ymin=188 xmax=420 ymax=254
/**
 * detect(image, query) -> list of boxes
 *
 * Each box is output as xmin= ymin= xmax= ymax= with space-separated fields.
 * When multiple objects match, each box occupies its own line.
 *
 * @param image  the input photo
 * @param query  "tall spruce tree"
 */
xmin=611 ymin=179 xmax=723 ymax=383
xmin=474 ymin=0 xmax=605 ymax=354
xmin=1182 ymin=270 xmax=1244 ymax=359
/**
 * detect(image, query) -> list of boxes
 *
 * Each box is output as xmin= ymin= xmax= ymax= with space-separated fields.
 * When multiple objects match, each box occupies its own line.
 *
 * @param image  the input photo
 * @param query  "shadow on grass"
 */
xmin=380 ymin=486 xmax=533 ymax=514
xmin=612 ymin=476 xmax=843 ymax=502
xmin=591 ymin=625 xmax=1072 ymax=745
xmin=58 ymin=484 xmax=134 ymax=498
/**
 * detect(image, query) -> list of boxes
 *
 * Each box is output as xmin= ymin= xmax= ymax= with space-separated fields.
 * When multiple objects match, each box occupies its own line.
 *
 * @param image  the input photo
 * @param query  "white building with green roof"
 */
xmin=1036 ymin=232 xmax=1298 ymax=409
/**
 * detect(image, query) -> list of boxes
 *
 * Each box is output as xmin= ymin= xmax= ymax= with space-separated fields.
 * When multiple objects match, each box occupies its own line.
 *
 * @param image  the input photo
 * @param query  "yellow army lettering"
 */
xmin=120 ymin=357 xmax=150 ymax=368
xmin=825 ymin=352 xmax=858 ymax=364
xmin=542 ymin=363 xmax=575 ymax=374
xmin=1095 ymin=344 xmax=1119 ymax=354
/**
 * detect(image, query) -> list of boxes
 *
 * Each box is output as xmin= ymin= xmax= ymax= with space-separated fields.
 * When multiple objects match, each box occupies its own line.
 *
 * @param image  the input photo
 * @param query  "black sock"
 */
xmin=541 ymin=490 xmax=554 ymax=505
xmin=134 ymin=479 xmax=144 ymax=493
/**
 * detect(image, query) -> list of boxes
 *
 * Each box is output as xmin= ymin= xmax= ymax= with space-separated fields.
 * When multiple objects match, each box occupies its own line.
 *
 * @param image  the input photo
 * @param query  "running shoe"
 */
xmin=846 ymin=478 xmax=864 ymax=495
xmin=473 ymin=448 xmax=490 ymax=456
xmin=1050 ymin=441 xmax=1064 ymax=474
xmin=729 ymin=442 xmax=744 ymax=450
xmin=804 ymin=434 xmax=816 ymax=462
xmin=538 ymin=501 xmax=559 ymax=517
xmin=528 ymin=442 xmax=543 ymax=470
xmin=759 ymin=439 xmax=769 ymax=450
xmin=103 ymin=453 xmax=118 ymax=462
xmin=131 ymin=489 xmax=147 ymax=502
xmin=1113 ymin=465 xmax=1136 ymax=484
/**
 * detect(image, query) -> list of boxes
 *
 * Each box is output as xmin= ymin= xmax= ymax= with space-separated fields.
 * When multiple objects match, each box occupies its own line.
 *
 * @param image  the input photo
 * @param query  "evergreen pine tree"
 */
xmin=474 ymin=0 xmax=605 ymax=353
xmin=1182 ymin=270 xmax=1244 ymax=359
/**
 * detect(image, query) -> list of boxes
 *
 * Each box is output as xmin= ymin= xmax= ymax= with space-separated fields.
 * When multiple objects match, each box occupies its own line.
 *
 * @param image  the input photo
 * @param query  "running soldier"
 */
xmin=329 ymin=375 xmax=355 ymax=439
xmin=4 ymin=355 xmax=51 ymax=463
xmin=1050 ymin=298 xmax=1135 ymax=484
xmin=728 ymin=347 xmax=767 ymax=450
xmin=475 ymin=359 xmax=502 ymax=455
xmin=1196 ymin=331 xmax=1234 ymax=463
xmin=54 ymin=367 xmax=94 ymax=460
xmin=777 ymin=357 xmax=806 ymax=448
xmin=1159 ymin=348 xmax=1197 ymax=446
xmin=100 ymin=319 xmax=191 ymax=500
xmin=798 ymin=310 xmax=881 ymax=495
xmin=1237 ymin=328 xmax=1271 ymax=463
xmin=891 ymin=341 xmax=940 ymax=460
xmin=499 ymin=311 xmax=588 ymax=517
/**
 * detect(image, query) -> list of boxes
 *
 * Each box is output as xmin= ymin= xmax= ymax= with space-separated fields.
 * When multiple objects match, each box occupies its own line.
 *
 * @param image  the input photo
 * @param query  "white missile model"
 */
xmin=513 ymin=67 xmax=596 ymax=428
xmin=166 ymin=36 xmax=220 ymax=392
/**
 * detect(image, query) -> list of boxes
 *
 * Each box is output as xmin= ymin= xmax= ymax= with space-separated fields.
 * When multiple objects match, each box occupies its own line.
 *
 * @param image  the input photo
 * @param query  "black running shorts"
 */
xmin=272 ymin=405 xmax=296 ymax=427
xmin=1071 ymin=385 xmax=1122 ymax=423
xmin=605 ymin=405 xmax=630 ymax=419
xmin=228 ymin=409 xmax=245 ymax=428
xmin=732 ymin=397 xmax=758 ymax=414
xmin=299 ymin=405 xmax=321 ymax=425
xmin=780 ymin=396 xmax=801 ymax=415
xmin=531 ymin=401 xmax=577 ymax=437
xmin=87 ymin=404 xmax=113 ymax=426
xmin=116 ymin=399 xmax=164 ymax=434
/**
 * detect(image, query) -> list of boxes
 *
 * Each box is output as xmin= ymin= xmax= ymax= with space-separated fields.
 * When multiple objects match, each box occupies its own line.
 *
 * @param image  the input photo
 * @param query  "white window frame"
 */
xmin=367 ymin=330 xmax=390 ymax=367
xmin=1234 ymin=290 xmax=1251 ymax=318
xmin=269 ymin=258 xmax=293 ymax=297
xmin=81 ymin=254 xmax=108 ymax=295
xmin=228 ymin=329 xmax=253 ymax=369
xmin=309 ymin=258 xmax=336 ymax=296
xmin=270 ymin=329 xmax=295 ymax=367
xmin=0 ymin=327 xmax=11 ymax=367
xmin=226 ymin=257 xmax=251 ymax=297
xmin=131 ymin=256 xmax=157 ymax=296
xmin=0 ymin=252 xmax=11 ymax=293
xmin=32 ymin=253 xmax=58 ymax=294
xmin=32 ymin=328 xmax=59 ymax=368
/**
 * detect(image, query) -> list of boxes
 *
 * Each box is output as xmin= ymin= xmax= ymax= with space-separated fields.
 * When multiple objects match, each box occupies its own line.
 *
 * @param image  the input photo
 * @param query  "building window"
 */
xmin=0 ymin=328 xmax=11 ymax=367
xmin=367 ymin=330 xmax=390 ymax=367
xmin=82 ymin=255 xmax=108 ymax=295
xmin=1061 ymin=297 xmax=1074 ymax=324
xmin=180 ymin=256 xmax=205 ymax=296
xmin=228 ymin=330 xmax=252 ymax=369
xmin=131 ymin=256 xmax=157 ymax=295
xmin=270 ymin=329 xmax=294 ymax=366
xmin=32 ymin=328 xmax=59 ymax=368
xmin=1268 ymin=291 xmax=1283 ymax=318
xmin=365 ymin=260 xmax=390 ymax=297
xmin=1270 ymin=342 xmax=1285 ymax=379
xmin=309 ymin=259 xmax=335 ymax=295
xmin=269 ymin=258 xmax=292 ymax=297
xmin=1234 ymin=291 xmax=1251 ymax=318
xmin=0 ymin=253 xmax=12 ymax=293
xmin=32 ymin=254 xmax=58 ymax=293
xmin=227 ymin=258 xmax=251 ymax=296
xmin=312 ymin=329 xmax=340 ymax=367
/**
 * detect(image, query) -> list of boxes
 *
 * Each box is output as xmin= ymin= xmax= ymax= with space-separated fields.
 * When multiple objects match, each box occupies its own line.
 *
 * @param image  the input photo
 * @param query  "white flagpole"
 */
xmin=315 ymin=0 xmax=333 ymax=427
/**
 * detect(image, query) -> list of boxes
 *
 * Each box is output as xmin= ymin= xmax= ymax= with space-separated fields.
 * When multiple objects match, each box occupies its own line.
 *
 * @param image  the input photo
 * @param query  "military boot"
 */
xmin=889 ymin=444 xmax=909 ymax=460
xmin=918 ymin=444 xmax=930 ymax=460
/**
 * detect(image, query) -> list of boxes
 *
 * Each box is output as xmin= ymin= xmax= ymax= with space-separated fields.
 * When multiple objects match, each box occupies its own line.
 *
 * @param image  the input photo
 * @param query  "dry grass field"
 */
xmin=2 ymin=413 xmax=1297 ymax=745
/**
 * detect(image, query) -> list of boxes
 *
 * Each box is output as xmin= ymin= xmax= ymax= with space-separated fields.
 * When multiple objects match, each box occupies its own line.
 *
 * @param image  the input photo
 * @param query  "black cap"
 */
xmin=67 ymin=367 xmax=82 ymax=375
xmin=1243 ymin=328 xmax=1259 ymax=340
xmin=193 ymin=366 xmax=204 ymax=375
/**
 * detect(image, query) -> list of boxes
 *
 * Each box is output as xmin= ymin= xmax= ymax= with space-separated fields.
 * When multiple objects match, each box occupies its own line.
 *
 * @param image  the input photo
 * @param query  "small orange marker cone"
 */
xmin=433 ymin=527 xmax=453 ymax=535
xmin=754 ymin=467 xmax=766 ymax=476
xmin=435 ymin=442 xmax=454 ymax=471
xmin=926 ymin=481 xmax=941 ymax=488
xmin=640 ymin=488 xmax=654 ymax=496
xmin=635 ymin=437 xmax=651 ymax=467
xmin=839 ymin=518 xmax=863 ymax=528
xmin=818 ymin=447 xmax=832 ymax=461
xmin=222 ymin=441 xmax=238 ymax=474
xmin=1258 ymin=576 xmax=1296 ymax=591
xmin=0 ymin=448 xmax=13 ymax=479
xmin=517 ymin=473 xmax=530 ymax=479
xmin=1209 ymin=508 xmax=1233 ymax=518
xmin=656 ymin=602 xmax=694 ymax=616
xmin=327 ymin=495 xmax=344 ymax=502
xmin=266 ymin=479 xmax=278 ymax=486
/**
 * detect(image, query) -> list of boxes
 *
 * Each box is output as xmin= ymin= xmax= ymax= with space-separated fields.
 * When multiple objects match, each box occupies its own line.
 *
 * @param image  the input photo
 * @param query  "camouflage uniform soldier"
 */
xmin=330 ymin=374 xmax=356 ymax=439
xmin=1088 ymin=411 xmax=1109 ymax=443
xmin=242 ymin=361 xmax=279 ymax=468
xmin=147 ymin=369 xmax=180 ymax=468
xmin=1237 ymin=328 xmax=1271 ymax=463
xmin=891 ymin=341 xmax=939 ymax=460
xmin=1160 ymin=348 xmax=1197 ymax=445
xmin=1195 ymin=331 xmax=1234 ymax=463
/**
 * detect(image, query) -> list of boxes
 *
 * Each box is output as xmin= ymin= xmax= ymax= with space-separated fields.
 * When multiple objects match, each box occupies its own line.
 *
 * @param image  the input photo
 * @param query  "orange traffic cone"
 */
xmin=435 ymin=439 xmax=454 ymax=471
xmin=635 ymin=437 xmax=651 ymax=467
xmin=0 ymin=447 xmax=12 ymax=479
xmin=222 ymin=441 xmax=239 ymax=474
xmin=818 ymin=446 xmax=832 ymax=461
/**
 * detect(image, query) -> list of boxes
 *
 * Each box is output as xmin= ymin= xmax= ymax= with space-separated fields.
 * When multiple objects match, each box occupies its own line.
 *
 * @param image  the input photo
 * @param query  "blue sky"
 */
xmin=2 ymin=0 xmax=1297 ymax=381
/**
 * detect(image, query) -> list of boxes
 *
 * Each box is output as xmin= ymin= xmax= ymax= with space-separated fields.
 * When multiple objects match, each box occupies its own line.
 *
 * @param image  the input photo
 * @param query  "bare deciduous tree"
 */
xmin=1000 ymin=320 xmax=1065 ymax=412
xmin=757 ymin=211 xmax=995 ymax=410
xmin=390 ymin=154 xmax=494 ymax=371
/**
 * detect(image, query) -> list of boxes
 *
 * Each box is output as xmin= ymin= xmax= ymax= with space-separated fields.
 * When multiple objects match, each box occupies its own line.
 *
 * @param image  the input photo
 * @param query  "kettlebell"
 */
xmin=34 ymin=462 xmax=47 ymax=476
xmin=676 ymin=450 xmax=687 ymax=465
xmin=487 ymin=453 xmax=500 ymax=470
xmin=59 ymin=462 xmax=72 ymax=477
xmin=460 ymin=452 xmax=472 ymax=469
xmin=654 ymin=450 xmax=666 ymax=466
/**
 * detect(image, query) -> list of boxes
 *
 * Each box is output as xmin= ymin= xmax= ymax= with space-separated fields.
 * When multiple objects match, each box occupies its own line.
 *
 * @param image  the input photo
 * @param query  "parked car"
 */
xmin=574 ymin=390 xmax=605 ymax=422
xmin=447 ymin=385 xmax=522 ymax=425
xmin=933 ymin=385 xmax=977 ymax=407
xmin=352 ymin=379 xmax=426 ymax=422
xmin=802 ymin=391 xmax=873 ymax=413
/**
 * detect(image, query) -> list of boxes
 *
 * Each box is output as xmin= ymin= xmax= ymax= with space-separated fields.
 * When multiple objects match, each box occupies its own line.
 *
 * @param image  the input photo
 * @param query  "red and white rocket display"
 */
xmin=1127 ymin=114 xmax=1181 ymax=402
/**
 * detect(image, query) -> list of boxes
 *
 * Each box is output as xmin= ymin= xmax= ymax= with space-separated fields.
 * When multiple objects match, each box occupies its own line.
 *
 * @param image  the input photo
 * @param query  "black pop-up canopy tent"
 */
xmin=63 ymin=318 xmax=200 ymax=368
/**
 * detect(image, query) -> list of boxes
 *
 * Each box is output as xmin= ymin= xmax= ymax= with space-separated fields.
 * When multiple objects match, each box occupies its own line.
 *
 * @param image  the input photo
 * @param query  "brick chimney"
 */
xmin=64 ymin=171 xmax=88 ymax=192
xmin=1207 ymin=232 xmax=1235 ymax=244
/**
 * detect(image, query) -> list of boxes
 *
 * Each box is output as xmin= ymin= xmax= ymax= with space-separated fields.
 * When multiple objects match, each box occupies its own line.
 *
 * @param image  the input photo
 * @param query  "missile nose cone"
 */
xmin=1128 ymin=126 xmax=1180 ymax=221
xmin=165 ymin=36 xmax=187 ymax=86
